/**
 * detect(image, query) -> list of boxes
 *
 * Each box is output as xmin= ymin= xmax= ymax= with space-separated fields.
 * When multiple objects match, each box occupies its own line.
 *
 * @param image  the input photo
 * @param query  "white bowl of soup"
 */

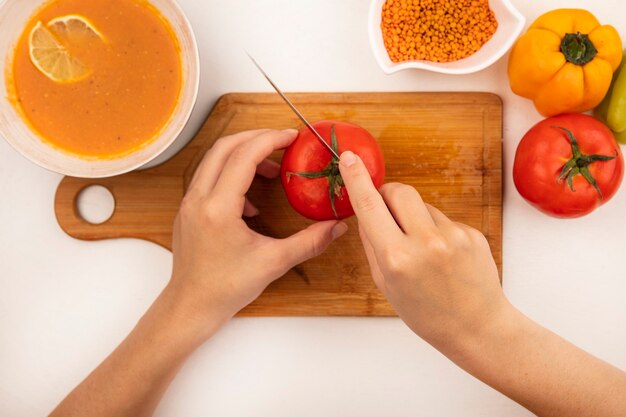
xmin=0 ymin=0 xmax=199 ymax=178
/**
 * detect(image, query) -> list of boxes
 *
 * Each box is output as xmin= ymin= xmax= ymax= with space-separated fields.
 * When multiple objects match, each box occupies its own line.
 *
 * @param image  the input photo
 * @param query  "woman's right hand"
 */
xmin=338 ymin=150 xmax=509 ymax=355
xmin=339 ymin=150 xmax=626 ymax=417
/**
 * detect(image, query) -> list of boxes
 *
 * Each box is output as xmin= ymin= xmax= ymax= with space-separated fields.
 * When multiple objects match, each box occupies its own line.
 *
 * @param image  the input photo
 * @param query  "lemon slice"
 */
xmin=28 ymin=15 xmax=104 ymax=83
xmin=29 ymin=21 xmax=89 ymax=83
xmin=47 ymin=15 xmax=105 ymax=42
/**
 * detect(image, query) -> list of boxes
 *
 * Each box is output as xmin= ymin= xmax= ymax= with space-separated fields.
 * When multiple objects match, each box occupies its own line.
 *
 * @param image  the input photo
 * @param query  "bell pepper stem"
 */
xmin=561 ymin=32 xmax=598 ymax=66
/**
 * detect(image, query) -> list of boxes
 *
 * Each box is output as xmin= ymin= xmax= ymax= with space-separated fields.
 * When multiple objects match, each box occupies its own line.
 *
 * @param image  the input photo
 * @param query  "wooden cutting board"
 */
xmin=55 ymin=92 xmax=502 ymax=316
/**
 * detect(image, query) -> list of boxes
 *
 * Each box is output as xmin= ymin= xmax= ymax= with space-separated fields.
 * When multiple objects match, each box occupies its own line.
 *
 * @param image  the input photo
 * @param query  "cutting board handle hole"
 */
xmin=76 ymin=185 xmax=116 ymax=225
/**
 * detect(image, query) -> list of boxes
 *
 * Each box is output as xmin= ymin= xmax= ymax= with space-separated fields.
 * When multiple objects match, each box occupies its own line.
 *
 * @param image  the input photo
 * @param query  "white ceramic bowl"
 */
xmin=0 ymin=0 xmax=199 ymax=178
xmin=368 ymin=0 xmax=526 ymax=75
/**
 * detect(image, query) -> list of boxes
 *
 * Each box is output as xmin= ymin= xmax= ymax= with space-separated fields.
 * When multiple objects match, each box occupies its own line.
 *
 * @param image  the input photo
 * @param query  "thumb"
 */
xmin=271 ymin=221 xmax=349 ymax=273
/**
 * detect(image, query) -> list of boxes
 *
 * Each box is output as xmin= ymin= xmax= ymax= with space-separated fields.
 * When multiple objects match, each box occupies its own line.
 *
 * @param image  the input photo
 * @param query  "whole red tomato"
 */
xmin=513 ymin=114 xmax=624 ymax=218
xmin=281 ymin=120 xmax=385 ymax=220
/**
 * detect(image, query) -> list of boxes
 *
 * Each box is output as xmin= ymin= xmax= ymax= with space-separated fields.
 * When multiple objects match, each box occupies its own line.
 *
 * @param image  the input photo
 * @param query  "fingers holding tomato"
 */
xmin=513 ymin=114 xmax=624 ymax=218
xmin=280 ymin=121 xmax=386 ymax=221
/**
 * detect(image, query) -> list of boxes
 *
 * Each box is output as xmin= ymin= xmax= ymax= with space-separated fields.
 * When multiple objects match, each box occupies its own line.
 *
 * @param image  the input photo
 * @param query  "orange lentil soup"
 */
xmin=7 ymin=0 xmax=182 ymax=158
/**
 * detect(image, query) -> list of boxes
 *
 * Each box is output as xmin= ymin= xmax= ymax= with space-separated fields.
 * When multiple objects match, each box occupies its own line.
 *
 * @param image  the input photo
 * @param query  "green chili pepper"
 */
xmin=596 ymin=49 xmax=626 ymax=143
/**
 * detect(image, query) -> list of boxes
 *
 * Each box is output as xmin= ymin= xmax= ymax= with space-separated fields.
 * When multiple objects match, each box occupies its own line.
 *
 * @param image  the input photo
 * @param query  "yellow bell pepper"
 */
xmin=508 ymin=9 xmax=622 ymax=117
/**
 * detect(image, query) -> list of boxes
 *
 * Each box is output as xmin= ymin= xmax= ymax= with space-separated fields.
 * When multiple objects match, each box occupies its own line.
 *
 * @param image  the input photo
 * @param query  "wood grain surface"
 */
xmin=55 ymin=92 xmax=503 ymax=316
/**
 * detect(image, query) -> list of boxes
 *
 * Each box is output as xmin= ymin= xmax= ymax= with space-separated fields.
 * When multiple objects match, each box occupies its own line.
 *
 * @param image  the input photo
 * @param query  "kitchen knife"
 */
xmin=247 ymin=53 xmax=341 ymax=160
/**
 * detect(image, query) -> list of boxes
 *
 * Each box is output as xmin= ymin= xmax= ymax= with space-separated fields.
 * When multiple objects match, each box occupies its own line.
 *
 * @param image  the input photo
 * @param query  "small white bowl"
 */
xmin=0 ymin=0 xmax=199 ymax=178
xmin=368 ymin=0 xmax=526 ymax=75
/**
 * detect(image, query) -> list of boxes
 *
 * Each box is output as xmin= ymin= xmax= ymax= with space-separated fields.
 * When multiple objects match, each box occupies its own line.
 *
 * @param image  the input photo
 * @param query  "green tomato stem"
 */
xmin=287 ymin=125 xmax=345 ymax=219
xmin=554 ymin=126 xmax=616 ymax=199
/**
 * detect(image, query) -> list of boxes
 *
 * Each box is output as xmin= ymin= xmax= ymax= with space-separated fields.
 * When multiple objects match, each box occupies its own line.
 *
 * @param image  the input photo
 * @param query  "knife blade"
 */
xmin=247 ymin=53 xmax=341 ymax=160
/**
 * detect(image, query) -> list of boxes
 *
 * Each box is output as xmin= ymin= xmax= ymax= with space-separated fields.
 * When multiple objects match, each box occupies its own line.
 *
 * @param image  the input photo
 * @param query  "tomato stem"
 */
xmin=287 ymin=125 xmax=345 ymax=218
xmin=554 ymin=126 xmax=616 ymax=198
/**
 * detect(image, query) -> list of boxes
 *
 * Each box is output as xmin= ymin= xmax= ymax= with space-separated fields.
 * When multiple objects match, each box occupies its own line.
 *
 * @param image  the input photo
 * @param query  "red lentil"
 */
xmin=381 ymin=0 xmax=498 ymax=63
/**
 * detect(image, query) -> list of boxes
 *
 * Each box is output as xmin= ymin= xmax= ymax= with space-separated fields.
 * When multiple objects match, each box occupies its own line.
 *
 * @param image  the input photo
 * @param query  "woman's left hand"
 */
xmin=167 ymin=129 xmax=348 ymax=330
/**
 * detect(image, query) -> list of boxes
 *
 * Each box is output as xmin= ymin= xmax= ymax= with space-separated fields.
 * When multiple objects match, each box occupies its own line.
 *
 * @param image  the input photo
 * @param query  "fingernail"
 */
xmin=332 ymin=222 xmax=349 ymax=239
xmin=340 ymin=151 xmax=357 ymax=167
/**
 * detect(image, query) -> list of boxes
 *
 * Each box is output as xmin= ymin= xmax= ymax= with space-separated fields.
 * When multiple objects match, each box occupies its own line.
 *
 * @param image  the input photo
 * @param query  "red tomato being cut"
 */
xmin=280 ymin=120 xmax=385 ymax=220
xmin=513 ymin=114 xmax=624 ymax=218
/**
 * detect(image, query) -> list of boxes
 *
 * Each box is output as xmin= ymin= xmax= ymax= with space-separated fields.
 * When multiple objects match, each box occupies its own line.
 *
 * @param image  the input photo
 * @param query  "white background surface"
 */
xmin=1 ymin=0 xmax=626 ymax=416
